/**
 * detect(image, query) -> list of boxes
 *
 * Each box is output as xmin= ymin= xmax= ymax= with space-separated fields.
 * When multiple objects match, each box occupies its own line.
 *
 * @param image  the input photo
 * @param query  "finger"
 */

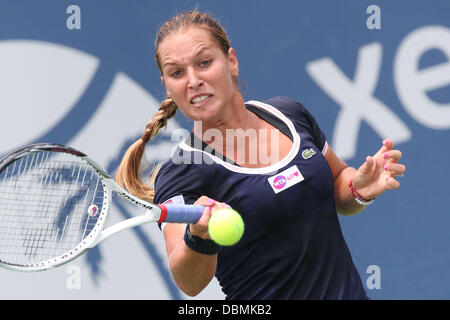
xmin=358 ymin=156 xmax=375 ymax=175
xmin=194 ymin=201 xmax=228 ymax=238
xmin=376 ymin=139 xmax=394 ymax=157
xmin=190 ymin=197 xmax=215 ymax=238
xmin=216 ymin=202 xmax=229 ymax=209
xmin=192 ymin=196 xmax=216 ymax=226
xmin=383 ymin=138 xmax=395 ymax=150
xmin=384 ymin=163 xmax=406 ymax=177
xmin=384 ymin=150 xmax=402 ymax=163
xmin=202 ymin=200 xmax=216 ymax=220
xmin=210 ymin=202 xmax=230 ymax=215
xmin=385 ymin=176 xmax=400 ymax=190
xmin=194 ymin=196 xmax=216 ymax=207
xmin=200 ymin=200 xmax=229 ymax=219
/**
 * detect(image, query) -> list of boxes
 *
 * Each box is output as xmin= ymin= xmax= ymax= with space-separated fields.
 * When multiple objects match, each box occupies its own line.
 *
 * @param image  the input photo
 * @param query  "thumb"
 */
xmin=358 ymin=156 xmax=375 ymax=175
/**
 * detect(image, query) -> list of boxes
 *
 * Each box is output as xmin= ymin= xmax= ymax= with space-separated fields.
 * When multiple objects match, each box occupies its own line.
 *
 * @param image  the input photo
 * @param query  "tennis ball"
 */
xmin=208 ymin=208 xmax=244 ymax=246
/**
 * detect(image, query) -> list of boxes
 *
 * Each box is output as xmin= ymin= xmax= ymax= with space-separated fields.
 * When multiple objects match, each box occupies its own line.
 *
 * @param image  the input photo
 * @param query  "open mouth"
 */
xmin=190 ymin=94 xmax=213 ymax=105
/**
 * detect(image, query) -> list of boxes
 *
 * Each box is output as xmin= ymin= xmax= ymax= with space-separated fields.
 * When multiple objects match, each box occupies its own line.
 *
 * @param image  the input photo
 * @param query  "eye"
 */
xmin=200 ymin=59 xmax=211 ymax=68
xmin=170 ymin=70 xmax=182 ymax=78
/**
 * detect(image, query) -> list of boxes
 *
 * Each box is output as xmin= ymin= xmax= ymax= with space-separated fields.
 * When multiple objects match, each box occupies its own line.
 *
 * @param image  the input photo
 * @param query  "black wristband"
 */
xmin=184 ymin=224 xmax=221 ymax=255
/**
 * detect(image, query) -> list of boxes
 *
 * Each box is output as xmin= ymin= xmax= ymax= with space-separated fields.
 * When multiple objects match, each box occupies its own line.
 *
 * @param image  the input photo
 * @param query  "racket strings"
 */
xmin=0 ymin=151 xmax=104 ymax=266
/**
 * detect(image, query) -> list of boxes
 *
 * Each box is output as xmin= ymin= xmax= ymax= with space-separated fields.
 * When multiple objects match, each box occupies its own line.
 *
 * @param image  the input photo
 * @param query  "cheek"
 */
xmin=166 ymin=81 xmax=184 ymax=100
xmin=210 ymin=66 xmax=234 ymax=96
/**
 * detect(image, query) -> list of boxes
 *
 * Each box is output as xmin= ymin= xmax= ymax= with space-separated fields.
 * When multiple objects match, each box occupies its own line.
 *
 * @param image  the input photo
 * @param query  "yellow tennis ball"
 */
xmin=208 ymin=208 xmax=244 ymax=246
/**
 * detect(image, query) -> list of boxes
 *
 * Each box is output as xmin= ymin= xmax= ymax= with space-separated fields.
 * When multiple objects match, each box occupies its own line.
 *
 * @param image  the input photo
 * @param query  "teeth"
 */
xmin=191 ymin=95 xmax=210 ymax=104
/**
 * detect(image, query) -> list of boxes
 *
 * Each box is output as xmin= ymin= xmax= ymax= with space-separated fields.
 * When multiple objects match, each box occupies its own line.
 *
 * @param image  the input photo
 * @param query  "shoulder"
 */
xmin=259 ymin=96 xmax=327 ymax=149
xmin=263 ymin=96 xmax=303 ymax=108
xmin=250 ymin=96 xmax=312 ymax=122
xmin=258 ymin=96 xmax=319 ymax=126
xmin=263 ymin=96 xmax=306 ymax=114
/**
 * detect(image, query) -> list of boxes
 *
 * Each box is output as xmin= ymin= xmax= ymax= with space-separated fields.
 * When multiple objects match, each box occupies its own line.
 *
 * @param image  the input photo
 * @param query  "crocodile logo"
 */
xmin=302 ymin=148 xmax=316 ymax=160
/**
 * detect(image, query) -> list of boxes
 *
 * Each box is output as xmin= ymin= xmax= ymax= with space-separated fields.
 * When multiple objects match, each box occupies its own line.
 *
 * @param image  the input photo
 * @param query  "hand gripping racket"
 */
xmin=0 ymin=143 xmax=205 ymax=272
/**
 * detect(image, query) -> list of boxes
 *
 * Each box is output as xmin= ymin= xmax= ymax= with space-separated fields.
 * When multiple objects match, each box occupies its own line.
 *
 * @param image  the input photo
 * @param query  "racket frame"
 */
xmin=0 ymin=143 xmax=166 ymax=272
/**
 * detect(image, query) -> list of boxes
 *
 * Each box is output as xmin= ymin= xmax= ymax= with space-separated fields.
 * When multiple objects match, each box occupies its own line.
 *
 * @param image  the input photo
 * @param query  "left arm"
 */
xmin=325 ymin=139 xmax=406 ymax=216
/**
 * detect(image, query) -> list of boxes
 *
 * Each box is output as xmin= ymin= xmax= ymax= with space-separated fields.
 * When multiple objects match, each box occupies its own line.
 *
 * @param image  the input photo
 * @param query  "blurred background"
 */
xmin=0 ymin=0 xmax=449 ymax=299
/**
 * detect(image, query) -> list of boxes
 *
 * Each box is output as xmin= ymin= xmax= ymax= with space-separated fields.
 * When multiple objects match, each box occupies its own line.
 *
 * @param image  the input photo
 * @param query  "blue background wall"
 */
xmin=0 ymin=0 xmax=449 ymax=299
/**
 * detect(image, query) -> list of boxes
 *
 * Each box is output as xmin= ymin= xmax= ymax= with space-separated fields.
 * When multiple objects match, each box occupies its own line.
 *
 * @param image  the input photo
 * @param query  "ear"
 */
xmin=227 ymin=47 xmax=239 ymax=77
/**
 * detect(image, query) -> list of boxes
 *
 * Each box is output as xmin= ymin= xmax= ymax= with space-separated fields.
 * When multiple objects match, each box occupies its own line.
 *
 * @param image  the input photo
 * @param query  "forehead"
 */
xmin=158 ymin=27 xmax=218 ymax=66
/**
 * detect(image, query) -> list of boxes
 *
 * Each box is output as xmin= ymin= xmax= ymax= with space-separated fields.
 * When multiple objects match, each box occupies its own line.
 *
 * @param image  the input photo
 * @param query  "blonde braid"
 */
xmin=115 ymin=97 xmax=177 ymax=202
xmin=141 ymin=98 xmax=177 ymax=143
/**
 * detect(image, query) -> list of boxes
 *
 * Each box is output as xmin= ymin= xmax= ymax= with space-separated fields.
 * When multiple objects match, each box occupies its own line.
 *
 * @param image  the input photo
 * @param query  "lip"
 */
xmin=189 ymin=93 xmax=213 ymax=107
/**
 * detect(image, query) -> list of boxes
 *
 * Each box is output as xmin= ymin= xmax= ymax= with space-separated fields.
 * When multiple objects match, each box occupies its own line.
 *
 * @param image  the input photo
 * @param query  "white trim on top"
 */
xmin=322 ymin=141 xmax=329 ymax=156
xmin=178 ymin=100 xmax=301 ymax=175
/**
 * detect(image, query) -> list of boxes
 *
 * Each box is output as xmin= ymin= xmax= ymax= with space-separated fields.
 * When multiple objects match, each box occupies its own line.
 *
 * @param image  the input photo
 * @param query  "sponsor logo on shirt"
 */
xmin=268 ymin=165 xmax=304 ymax=194
xmin=302 ymin=148 xmax=316 ymax=160
xmin=273 ymin=175 xmax=287 ymax=190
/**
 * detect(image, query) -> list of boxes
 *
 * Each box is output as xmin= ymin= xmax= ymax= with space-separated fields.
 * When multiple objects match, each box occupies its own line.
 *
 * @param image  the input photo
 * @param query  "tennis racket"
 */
xmin=0 ymin=143 xmax=205 ymax=272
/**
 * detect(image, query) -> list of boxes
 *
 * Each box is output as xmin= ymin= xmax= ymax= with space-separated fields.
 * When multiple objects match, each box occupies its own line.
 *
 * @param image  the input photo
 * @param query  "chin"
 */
xmin=191 ymin=104 xmax=221 ymax=122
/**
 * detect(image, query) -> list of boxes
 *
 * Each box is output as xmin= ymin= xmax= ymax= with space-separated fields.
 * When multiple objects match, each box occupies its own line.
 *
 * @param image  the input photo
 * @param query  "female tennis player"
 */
xmin=115 ymin=10 xmax=406 ymax=299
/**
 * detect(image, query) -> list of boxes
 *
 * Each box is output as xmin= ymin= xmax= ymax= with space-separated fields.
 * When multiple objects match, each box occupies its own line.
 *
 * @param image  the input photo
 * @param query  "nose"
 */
xmin=187 ymin=67 xmax=203 ymax=89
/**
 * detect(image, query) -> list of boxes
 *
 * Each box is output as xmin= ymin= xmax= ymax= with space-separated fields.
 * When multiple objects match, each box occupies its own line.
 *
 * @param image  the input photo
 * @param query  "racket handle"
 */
xmin=158 ymin=204 xmax=205 ymax=223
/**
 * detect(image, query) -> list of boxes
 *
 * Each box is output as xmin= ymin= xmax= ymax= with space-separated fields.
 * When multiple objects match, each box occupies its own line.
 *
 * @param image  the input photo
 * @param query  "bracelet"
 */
xmin=184 ymin=224 xmax=221 ymax=255
xmin=348 ymin=179 xmax=375 ymax=206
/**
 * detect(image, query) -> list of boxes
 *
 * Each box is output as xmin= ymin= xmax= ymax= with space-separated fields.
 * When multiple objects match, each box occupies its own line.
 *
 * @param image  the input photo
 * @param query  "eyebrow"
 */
xmin=162 ymin=46 xmax=212 ymax=69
